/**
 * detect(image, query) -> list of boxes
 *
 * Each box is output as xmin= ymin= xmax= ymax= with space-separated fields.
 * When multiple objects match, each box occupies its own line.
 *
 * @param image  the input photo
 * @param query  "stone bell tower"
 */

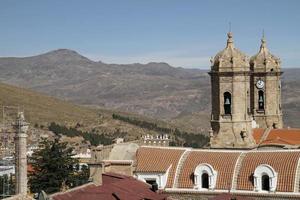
xmin=13 ymin=112 xmax=29 ymax=195
xmin=209 ymin=32 xmax=256 ymax=148
xmin=250 ymin=36 xmax=283 ymax=129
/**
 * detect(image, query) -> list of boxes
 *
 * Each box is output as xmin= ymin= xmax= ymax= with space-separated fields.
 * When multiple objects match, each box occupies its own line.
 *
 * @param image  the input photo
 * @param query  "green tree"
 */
xmin=29 ymin=138 xmax=78 ymax=194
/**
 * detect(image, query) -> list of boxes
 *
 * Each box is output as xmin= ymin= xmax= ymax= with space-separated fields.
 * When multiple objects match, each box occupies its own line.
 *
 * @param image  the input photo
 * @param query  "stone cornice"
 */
xmin=252 ymin=71 xmax=283 ymax=76
xmin=208 ymin=71 xmax=252 ymax=76
xmin=208 ymin=71 xmax=283 ymax=76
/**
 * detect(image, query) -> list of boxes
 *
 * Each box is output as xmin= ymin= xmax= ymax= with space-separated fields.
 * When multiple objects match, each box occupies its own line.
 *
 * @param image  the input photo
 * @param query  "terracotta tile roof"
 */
xmin=253 ymin=128 xmax=300 ymax=146
xmin=261 ymin=129 xmax=300 ymax=146
xmin=236 ymin=151 xmax=300 ymax=192
xmin=51 ymin=172 xmax=168 ymax=200
xmin=178 ymin=151 xmax=241 ymax=190
xmin=252 ymin=128 xmax=265 ymax=144
xmin=135 ymin=147 xmax=185 ymax=188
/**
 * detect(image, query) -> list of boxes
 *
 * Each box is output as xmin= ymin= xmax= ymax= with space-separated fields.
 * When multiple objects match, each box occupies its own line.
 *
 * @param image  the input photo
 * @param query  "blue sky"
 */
xmin=0 ymin=0 xmax=299 ymax=68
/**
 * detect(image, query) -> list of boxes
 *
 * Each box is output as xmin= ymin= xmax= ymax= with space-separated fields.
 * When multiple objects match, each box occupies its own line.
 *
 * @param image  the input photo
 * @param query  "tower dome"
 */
xmin=250 ymin=36 xmax=281 ymax=72
xmin=211 ymin=32 xmax=249 ymax=72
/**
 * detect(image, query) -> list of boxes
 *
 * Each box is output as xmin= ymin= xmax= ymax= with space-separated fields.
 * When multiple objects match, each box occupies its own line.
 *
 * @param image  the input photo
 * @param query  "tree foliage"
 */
xmin=48 ymin=122 xmax=126 ymax=146
xmin=28 ymin=138 xmax=88 ymax=194
xmin=112 ymin=113 xmax=209 ymax=148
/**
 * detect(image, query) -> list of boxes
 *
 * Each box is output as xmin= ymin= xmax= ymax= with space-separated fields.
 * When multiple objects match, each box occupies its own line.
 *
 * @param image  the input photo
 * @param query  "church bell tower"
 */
xmin=209 ymin=32 xmax=256 ymax=148
xmin=250 ymin=36 xmax=283 ymax=129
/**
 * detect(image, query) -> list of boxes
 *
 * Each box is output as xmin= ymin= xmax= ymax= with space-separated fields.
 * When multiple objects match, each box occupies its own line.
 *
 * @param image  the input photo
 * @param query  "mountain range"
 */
xmin=0 ymin=49 xmax=299 ymax=130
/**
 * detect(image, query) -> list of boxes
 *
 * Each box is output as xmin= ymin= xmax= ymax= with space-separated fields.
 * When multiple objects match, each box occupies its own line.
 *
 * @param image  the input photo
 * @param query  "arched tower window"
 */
xmin=254 ymin=164 xmax=277 ymax=192
xmin=224 ymin=92 xmax=231 ymax=115
xmin=258 ymin=90 xmax=264 ymax=110
xmin=194 ymin=163 xmax=217 ymax=190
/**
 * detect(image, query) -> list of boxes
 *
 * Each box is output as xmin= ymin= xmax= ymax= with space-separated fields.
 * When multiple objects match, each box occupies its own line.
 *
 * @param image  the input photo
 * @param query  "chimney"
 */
xmin=12 ymin=112 xmax=29 ymax=195
xmin=89 ymin=145 xmax=104 ymax=186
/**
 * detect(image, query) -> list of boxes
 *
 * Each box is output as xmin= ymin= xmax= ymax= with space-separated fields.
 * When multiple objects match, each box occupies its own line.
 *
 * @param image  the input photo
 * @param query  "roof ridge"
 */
xmin=103 ymin=172 xmax=128 ymax=179
xmin=49 ymin=182 xmax=95 ymax=197
xmin=293 ymin=157 xmax=300 ymax=192
xmin=259 ymin=127 xmax=272 ymax=144
xmin=231 ymin=152 xmax=246 ymax=190
xmin=172 ymin=149 xmax=191 ymax=188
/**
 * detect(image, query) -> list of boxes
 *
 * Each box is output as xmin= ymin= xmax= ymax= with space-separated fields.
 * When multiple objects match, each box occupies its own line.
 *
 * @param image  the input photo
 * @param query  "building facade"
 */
xmin=209 ymin=32 xmax=283 ymax=148
xmin=133 ymin=33 xmax=300 ymax=200
xmin=250 ymin=36 xmax=283 ymax=129
xmin=135 ymin=146 xmax=300 ymax=200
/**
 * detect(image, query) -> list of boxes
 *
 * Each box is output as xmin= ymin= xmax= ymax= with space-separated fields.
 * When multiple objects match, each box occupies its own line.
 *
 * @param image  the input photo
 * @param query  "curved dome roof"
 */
xmin=250 ymin=37 xmax=280 ymax=68
xmin=211 ymin=32 xmax=249 ymax=71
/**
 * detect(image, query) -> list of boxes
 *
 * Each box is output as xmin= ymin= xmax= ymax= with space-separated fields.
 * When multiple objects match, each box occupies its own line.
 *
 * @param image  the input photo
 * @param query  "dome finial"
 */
xmin=226 ymin=31 xmax=234 ymax=48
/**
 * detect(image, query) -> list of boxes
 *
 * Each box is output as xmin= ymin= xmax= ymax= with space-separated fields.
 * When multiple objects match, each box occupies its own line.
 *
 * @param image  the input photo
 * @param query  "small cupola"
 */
xmin=211 ymin=32 xmax=249 ymax=72
xmin=250 ymin=35 xmax=281 ymax=72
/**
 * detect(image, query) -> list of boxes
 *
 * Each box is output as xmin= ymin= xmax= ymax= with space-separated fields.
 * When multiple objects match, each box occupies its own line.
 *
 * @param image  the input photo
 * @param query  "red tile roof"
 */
xmin=236 ymin=151 xmax=300 ymax=192
xmin=252 ymin=128 xmax=265 ymax=144
xmin=253 ymin=128 xmax=300 ymax=146
xmin=178 ymin=151 xmax=241 ymax=190
xmin=262 ymin=129 xmax=300 ymax=145
xmin=135 ymin=147 xmax=185 ymax=187
xmin=134 ymin=147 xmax=300 ymax=193
xmin=51 ymin=173 xmax=168 ymax=200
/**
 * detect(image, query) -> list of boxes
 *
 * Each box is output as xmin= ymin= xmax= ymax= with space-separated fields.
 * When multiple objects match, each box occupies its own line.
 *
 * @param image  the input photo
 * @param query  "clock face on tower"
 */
xmin=256 ymin=80 xmax=265 ymax=89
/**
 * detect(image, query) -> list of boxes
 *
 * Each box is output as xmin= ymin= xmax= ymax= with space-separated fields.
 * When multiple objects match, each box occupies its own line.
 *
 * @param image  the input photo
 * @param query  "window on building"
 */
xmin=224 ymin=92 xmax=231 ymax=114
xmin=258 ymin=90 xmax=264 ymax=110
xmin=194 ymin=163 xmax=217 ymax=190
xmin=201 ymin=173 xmax=209 ymax=189
xmin=254 ymin=164 xmax=277 ymax=192
xmin=261 ymin=174 xmax=270 ymax=191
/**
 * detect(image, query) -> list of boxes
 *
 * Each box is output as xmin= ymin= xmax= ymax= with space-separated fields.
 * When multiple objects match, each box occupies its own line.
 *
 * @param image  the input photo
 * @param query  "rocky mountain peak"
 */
xmin=36 ymin=49 xmax=92 ymax=63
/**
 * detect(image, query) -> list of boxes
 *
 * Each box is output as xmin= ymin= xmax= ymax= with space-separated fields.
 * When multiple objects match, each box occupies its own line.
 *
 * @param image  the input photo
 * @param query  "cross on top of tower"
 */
xmin=260 ymin=31 xmax=268 ymax=53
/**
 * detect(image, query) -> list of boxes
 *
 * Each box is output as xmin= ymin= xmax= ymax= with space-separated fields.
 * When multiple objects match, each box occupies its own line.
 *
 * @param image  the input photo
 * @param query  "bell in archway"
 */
xmin=225 ymin=97 xmax=230 ymax=105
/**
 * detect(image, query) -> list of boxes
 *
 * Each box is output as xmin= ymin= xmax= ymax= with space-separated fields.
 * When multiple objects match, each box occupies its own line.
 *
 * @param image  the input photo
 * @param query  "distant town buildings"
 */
xmin=142 ymin=134 xmax=170 ymax=146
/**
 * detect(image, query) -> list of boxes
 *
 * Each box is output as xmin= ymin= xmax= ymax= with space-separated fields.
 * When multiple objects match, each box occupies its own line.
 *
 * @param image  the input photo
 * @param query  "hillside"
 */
xmin=0 ymin=82 xmax=99 ymax=125
xmin=0 ymin=49 xmax=299 ymax=129
xmin=0 ymin=82 xmax=157 ymax=138
xmin=0 ymin=82 xmax=208 ymax=150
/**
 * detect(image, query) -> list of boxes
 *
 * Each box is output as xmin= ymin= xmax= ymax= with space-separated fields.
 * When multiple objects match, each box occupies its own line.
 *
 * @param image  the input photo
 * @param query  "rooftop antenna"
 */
xmin=229 ymin=22 xmax=232 ymax=33
xmin=262 ymin=29 xmax=265 ymax=39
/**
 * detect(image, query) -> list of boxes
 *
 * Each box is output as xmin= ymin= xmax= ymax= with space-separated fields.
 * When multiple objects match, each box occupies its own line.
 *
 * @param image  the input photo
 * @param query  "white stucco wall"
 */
xmin=135 ymin=165 xmax=171 ymax=189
